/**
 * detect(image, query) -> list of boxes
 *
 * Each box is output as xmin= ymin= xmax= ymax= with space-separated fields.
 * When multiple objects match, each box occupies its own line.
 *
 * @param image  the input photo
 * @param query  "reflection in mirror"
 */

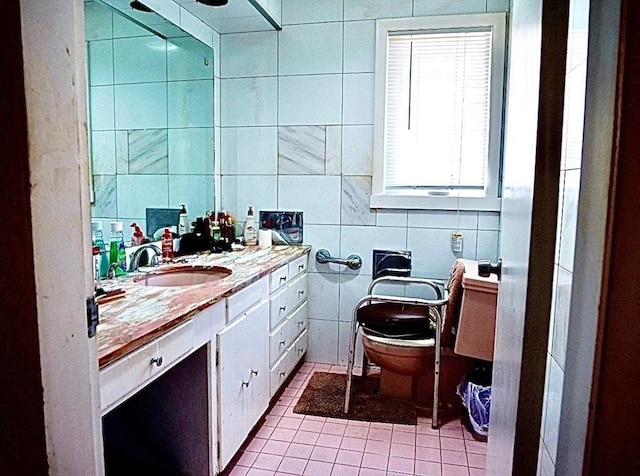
xmin=85 ymin=0 xmax=215 ymax=243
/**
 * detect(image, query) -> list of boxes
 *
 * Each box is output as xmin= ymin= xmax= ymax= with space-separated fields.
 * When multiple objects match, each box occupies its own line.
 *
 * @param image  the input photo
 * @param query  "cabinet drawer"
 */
xmin=100 ymin=321 xmax=194 ymax=414
xmin=269 ymin=286 xmax=288 ymax=329
xmin=290 ymin=329 xmax=308 ymax=365
xmin=269 ymin=319 xmax=289 ymax=367
xmin=286 ymin=301 xmax=308 ymax=344
xmin=227 ymin=276 xmax=268 ymax=323
xmin=269 ymin=264 xmax=289 ymax=293
xmin=270 ymin=351 xmax=294 ymax=398
xmin=288 ymin=254 xmax=308 ymax=279
xmin=286 ymin=273 xmax=308 ymax=313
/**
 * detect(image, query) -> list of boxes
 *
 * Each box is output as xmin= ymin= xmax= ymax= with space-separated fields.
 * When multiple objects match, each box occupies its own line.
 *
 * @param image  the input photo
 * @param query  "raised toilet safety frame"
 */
xmin=343 ymin=276 xmax=449 ymax=429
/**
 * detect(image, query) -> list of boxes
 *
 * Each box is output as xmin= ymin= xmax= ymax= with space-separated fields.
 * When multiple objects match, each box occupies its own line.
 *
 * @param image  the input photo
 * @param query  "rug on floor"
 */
xmin=293 ymin=372 xmax=417 ymax=425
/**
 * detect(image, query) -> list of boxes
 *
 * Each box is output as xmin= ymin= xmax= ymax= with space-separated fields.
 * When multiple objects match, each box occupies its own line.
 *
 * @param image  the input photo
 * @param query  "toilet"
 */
xmin=359 ymin=259 xmax=499 ymax=405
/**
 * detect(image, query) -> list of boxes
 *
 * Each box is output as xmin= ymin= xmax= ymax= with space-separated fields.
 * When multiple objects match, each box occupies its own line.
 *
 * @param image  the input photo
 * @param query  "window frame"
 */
xmin=371 ymin=13 xmax=507 ymax=211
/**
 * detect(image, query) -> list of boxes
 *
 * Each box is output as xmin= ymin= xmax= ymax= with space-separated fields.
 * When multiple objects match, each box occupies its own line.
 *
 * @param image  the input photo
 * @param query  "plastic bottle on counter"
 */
xmin=178 ymin=204 xmax=189 ymax=236
xmin=91 ymin=221 xmax=109 ymax=279
xmin=161 ymin=228 xmax=174 ymax=261
xmin=243 ymin=206 xmax=257 ymax=246
xmin=109 ymin=221 xmax=127 ymax=276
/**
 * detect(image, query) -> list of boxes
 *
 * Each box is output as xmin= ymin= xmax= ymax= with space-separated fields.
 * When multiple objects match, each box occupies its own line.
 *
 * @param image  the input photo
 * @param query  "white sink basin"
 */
xmin=133 ymin=266 xmax=232 ymax=287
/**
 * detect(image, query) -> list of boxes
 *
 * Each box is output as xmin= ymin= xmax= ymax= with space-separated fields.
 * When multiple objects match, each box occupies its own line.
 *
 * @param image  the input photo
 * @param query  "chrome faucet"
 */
xmin=128 ymin=244 xmax=162 ymax=272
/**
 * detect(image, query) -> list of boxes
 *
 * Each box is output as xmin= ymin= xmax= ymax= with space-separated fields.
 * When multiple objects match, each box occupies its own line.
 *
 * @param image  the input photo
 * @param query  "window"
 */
xmin=371 ymin=14 xmax=506 ymax=211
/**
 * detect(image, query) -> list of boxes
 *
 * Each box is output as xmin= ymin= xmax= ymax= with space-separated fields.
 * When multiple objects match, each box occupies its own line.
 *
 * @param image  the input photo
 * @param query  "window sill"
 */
xmin=369 ymin=194 xmax=502 ymax=212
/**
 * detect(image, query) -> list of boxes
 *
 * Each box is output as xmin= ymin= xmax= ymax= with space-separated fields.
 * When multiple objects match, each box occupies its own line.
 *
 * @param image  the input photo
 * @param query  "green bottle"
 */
xmin=109 ymin=221 xmax=127 ymax=277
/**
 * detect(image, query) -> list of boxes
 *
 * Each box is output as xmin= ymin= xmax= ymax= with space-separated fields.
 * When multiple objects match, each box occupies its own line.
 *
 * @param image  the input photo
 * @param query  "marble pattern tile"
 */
xmin=325 ymin=126 xmax=342 ymax=175
xmin=341 ymin=176 xmax=376 ymax=226
xmin=278 ymin=126 xmax=326 ymax=175
xmin=128 ymin=129 xmax=168 ymax=175
xmin=91 ymin=175 xmax=117 ymax=217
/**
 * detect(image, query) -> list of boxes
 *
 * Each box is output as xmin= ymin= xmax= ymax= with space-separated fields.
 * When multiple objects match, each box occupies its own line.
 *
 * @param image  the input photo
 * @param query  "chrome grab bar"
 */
xmin=315 ymin=248 xmax=362 ymax=270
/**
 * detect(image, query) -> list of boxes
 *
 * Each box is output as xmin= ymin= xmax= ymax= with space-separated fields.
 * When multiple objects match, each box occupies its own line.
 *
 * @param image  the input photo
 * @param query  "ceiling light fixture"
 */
xmin=195 ymin=0 xmax=229 ymax=6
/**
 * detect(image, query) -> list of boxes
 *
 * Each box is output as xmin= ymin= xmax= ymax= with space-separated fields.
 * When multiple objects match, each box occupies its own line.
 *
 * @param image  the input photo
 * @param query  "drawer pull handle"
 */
xmin=298 ymin=347 xmax=304 ymax=354
xmin=150 ymin=356 xmax=163 ymax=367
xmin=251 ymin=369 xmax=259 ymax=376
xmin=298 ymin=290 xmax=305 ymax=296
xmin=242 ymin=380 xmax=250 ymax=387
xmin=279 ymin=371 xmax=286 ymax=377
xmin=298 ymin=320 xmax=304 ymax=326
xmin=298 ymin=264 xmax=304 ymax=270
xmin=279 ymin=306 xmax=287 ymax=312
xmin=279 ymin=276 xmax=287 ymax=282
xmin=279 ymin=340 xmax=286 ymax=346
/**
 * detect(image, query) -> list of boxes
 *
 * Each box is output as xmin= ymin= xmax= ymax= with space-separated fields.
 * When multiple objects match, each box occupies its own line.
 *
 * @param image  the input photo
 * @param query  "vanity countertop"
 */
xmin=97 ymin=245 xmax=310 ymax=369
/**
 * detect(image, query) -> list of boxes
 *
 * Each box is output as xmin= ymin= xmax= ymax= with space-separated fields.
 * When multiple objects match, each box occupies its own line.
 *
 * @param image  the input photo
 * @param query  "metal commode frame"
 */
xmin=343 ymin=276 xmax=449 ymax=429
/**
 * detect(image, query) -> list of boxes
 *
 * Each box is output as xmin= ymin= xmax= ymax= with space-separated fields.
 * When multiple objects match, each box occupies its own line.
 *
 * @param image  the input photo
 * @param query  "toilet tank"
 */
xmin=454 ymin=260 xmax=499 ymax=361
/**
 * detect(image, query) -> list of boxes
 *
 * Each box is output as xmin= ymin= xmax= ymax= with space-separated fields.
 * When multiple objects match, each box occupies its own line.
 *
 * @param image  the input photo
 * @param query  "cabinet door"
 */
xmin=217 ymin=299 xmax=269 ymax=469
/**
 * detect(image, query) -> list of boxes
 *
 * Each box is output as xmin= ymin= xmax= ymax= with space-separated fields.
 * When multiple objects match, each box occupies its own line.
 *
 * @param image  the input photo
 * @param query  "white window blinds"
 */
xmin=384 ymin=28 xmax=493 ymax=193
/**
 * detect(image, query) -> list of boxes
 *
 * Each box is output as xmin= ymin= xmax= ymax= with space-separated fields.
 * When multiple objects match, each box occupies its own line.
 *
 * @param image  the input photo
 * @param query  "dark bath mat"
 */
xmin=293 ymin=372 xmax=417 ymax=425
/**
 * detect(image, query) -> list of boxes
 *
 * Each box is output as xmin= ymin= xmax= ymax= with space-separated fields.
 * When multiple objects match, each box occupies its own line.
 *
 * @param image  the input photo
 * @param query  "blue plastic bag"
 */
xmin=457 ymin=375 xmax=491 ymax=437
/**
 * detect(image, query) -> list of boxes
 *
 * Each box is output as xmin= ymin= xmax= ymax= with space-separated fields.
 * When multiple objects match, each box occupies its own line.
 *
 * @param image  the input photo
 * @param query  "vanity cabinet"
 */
xmin=217 ymin=278 xmax=270 ymax=469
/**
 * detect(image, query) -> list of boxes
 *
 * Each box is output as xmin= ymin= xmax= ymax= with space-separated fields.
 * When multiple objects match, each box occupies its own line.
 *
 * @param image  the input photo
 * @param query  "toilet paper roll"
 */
xmin=258 ymin=229 xmax=272 ymax=248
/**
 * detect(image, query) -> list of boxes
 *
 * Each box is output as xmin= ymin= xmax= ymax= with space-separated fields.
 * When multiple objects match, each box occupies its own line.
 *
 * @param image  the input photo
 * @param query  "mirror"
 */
xmin=85 ymin=0 xmax=215 ymax=242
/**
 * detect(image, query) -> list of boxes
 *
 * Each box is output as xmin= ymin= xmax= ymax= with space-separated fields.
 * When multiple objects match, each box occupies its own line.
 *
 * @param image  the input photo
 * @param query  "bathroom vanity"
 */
xmin=97 ymin=246 xmax=309 ymax=474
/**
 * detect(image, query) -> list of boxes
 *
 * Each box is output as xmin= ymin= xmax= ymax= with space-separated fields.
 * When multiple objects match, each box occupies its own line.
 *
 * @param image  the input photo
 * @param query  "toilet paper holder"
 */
xmin=315 ymin=249 xmax=362 ymax=270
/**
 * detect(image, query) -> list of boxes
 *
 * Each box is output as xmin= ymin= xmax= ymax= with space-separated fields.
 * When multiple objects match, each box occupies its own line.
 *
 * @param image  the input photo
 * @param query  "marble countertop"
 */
xmin=97 ymin=245 xmax=310 ymax=369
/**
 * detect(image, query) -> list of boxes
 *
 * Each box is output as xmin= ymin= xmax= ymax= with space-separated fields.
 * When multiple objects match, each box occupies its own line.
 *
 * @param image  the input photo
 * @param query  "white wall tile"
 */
xmin=89 ymin=86 xmax=115 ymax=131
xmin=221 ymin=31 xmax=278 ymax=78
xmin=84 ymin=1 xmax=112 ymax=41
xmin=342 ymin=125 xmax=373 ymax=175
xmin=88 ymin=40 xmax=113 ymax=86
xmin=338 ymin=320 xmax=364 ymax=366
xmin=476 ymin=230 xmax=499 ymax=262
xmin=376 ymin=210 xmax=408 ymax=228
xmin=408 ymin=210 xmax=478 ymax=230
xmin=487 ymin=0 xmax=510 ymax=13
xmin=338 ymin=274 xmax=373 ymax=323
xmin=116 ymin=175 xmax=169 ymax=219
xmin=168 ymin=175 xmax=215 ymax=217
xmin=307 ymin=319 xmax=339 ymax=364
xmin=168 ymin=79 xmax=214 ymax=128
xmin=92 ymin=175 xmax=117 ymax=218
xmin=278 ymin=175 xmax=342 ymax=224
xmin=407 ymin=228 xmax=477 ymax=279
xmin=279 ymin=22 xmax=343 ymax=76
xmin=559 ymin=169 xmax=580 ymax=272
xmin=542 ymin=357 xmax=565 ymax=464
xmin=168 ymin=128 xmax=215 ymax=175
xmin=413 ymin=0 xmax=486 ymax=16
xmin=344 ymin=20 xmax=376 ymax=73
xmin=221 ymin=127 xmax=278 ymax=175
xmin=114 ymin=36 xmax=167 ymax=84
xmin=340 ymin=225 xmax=408 ymax=276
xmin=278 ymin=74 xmax=343 ymax=126
xmin=281 ymin=0 xmax=343 ymax=25
xmin=112 ymin=12 xmax=149 ymax=38
xmin=221 ymin=77 xmax=278 ymax=126
xmin=221 ymin=175 xmax=278 ymax=219
xmin=91 ymin=131 xmax=116 ymax=175
xmin=167 ymin=36 xmax=215 ymax=81
xmin=304 ymin=224 xmax=342 ymax=274
xmin=179 ymin=8 xmax=214 ymax=49
xmin=478 ymin=211 xmax=501 ymax=230
xmin=551 ymin=266 xmax=572 ymax=371
xmin=115 ymin=82 xmax=167 ymax=130
xmin=307 ymin=272 xmax=340 ymax=322
xmin=344 ymin=0 xmax=413 ymax=20
xmin=342 ymin=73 xmax=375 ymax=125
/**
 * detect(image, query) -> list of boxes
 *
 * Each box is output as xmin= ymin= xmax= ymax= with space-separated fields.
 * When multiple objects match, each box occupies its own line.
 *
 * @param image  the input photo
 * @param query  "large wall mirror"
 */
xmin=85 ymin=0 xmax=215 ymax=242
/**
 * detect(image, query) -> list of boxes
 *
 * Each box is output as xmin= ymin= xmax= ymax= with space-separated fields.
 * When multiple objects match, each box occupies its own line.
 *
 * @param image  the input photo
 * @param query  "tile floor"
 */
xmin=223 ymin=362 xmax=487 ymax=476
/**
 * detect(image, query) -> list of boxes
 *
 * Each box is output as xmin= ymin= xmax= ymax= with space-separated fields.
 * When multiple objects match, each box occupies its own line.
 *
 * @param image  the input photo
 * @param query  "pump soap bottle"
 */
xmin=244 ymin=206 xmax=257 ymax=246
xmin=178 ymin=204 xmax=189 ymax=236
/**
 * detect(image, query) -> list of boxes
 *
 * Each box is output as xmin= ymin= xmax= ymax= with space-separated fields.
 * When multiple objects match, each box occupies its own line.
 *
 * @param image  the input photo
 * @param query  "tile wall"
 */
xmin=538 ymin=0 xmax=589 ymax=473
xmin=86 ymin=1 xmax=218 ymax=241
xmin=219 ymin=0 xmax=509 ymax=365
